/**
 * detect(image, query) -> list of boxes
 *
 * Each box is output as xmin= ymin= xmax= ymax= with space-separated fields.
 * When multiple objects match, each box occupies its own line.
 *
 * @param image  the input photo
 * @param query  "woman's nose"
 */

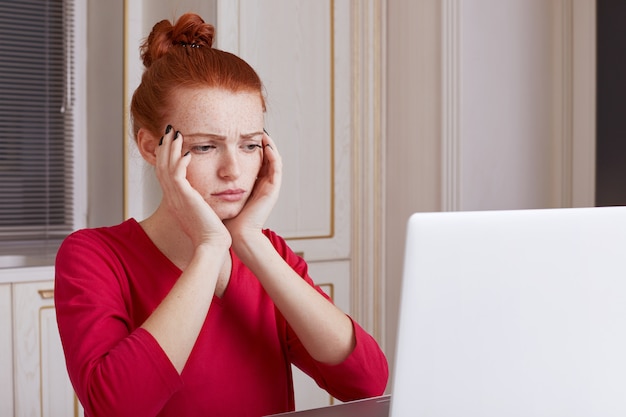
xmin=217 ymin=148 xmax=241 ymax=179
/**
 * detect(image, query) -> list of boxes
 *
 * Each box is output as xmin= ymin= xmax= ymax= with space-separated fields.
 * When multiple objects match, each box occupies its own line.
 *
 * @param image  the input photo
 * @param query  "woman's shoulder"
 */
xmin=55 ymin=218 xmax=166 ymax=285
xmin=69 ymin=218 xmax=140 ymax=237
xmin=59 ymin=218 xmax=146 ymax=255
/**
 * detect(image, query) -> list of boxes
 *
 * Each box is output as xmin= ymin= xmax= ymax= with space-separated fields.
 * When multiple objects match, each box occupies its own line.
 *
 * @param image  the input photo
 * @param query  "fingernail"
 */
xmin=165 ymin=125 xmax=172 ymax=134
xmin=159 ymin=136 xmax=163 ymax=146
xmin=183 ymin=151 xmax=190 ymax=157
xmin=263 ymin=128 xmax=269 ymax=135
xmin=174 ymin=131 xmax=180 ymax=140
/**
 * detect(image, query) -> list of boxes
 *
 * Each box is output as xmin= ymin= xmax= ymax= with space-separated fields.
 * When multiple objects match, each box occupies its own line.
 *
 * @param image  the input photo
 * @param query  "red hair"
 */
xmin=130 ymin=13 xmax=266 ymax=140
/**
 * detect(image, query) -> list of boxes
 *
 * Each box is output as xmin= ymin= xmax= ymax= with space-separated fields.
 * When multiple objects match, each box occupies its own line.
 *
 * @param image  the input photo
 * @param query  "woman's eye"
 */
xmin=191 ymin=145 xmax=215 ymax=153
xmin=244 ymin=143 xmax=263 ymax=152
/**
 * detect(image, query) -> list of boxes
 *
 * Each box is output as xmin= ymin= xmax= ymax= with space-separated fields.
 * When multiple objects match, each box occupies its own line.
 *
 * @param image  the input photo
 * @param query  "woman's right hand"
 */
xmin=155 ymin=125 xmax=231 ymax=249
xmin=141 ymin=126 xmax=232 ymax=374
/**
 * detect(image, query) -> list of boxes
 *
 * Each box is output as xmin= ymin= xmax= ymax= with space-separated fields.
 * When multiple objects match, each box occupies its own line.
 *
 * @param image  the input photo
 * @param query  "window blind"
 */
xmin=0 ymin=0 xmax=76 ymax=260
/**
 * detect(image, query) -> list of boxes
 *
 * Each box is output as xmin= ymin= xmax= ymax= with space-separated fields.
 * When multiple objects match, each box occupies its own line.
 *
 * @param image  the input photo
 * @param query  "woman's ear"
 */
xmin=136 ymin=128 xmax=158 ymax=166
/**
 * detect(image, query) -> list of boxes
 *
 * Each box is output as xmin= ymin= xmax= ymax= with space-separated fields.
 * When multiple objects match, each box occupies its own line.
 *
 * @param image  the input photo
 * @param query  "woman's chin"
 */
xmin=216 ymin=207 xmax=244 ymax=222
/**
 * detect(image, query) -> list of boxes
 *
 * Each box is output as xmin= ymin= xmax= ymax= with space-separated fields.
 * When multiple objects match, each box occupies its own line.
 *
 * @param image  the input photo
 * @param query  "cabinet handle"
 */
xmin=38 ymin=289 xmax=54 ymax=300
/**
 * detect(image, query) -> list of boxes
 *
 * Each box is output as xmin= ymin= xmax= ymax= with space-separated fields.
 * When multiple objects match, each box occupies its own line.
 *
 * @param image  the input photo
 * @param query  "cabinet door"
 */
xmin=13 ymin=280 xmax=82 ymax=417
xmin=0 ymin=284 xmax=13 ymax=417
xmin=217 ymin=0 xmax=351 ymax=262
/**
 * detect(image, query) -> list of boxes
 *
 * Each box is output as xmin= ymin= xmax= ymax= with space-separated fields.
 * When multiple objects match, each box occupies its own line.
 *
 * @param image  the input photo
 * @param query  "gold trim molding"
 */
xmin=350 ymin=0 xmax=386 ymax=346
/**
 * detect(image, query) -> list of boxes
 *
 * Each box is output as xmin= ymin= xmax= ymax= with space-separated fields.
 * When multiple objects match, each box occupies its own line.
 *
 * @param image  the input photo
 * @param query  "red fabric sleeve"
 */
xmin=286 ymin=317 xmax=389 ymax=401
xmin=55 ymin=231 xmax=182 ymax=417
xmin=263 ymin=230 xmax=389 ymax=401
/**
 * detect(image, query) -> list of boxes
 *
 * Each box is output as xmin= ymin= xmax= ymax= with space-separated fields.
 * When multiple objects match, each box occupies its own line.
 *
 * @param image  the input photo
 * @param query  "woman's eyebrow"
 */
xmin=240 ymin=131 xmax=264 ymax=139
xmin=184 ymin=131 xmax=264 ymax=140
xmin=184 ymin=132 xmax=226 ymax=141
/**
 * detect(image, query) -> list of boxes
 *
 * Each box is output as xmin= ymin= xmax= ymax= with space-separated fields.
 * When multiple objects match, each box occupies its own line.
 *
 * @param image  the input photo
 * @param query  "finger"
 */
xmin=262 ymin=133 xmax=280 ymax=164
xmin=157 ymin=124 xmax=173 ymax=147
xmin=175 ymin=148 xmax=192 ymax=180
xmin=263 ymin=137 xmax=282 ymax=174
xmin=262 ymin=130 xmax=276 ymax=149
xmin=156 ymin=125 xmax=175 ymax=167
xmin=156 ymin=126 xmax=185 ymax=195
xmin=262 ymin=129 xmax=273 ymax=150
xmin=169 ymin=130 xmax=184 ymax=170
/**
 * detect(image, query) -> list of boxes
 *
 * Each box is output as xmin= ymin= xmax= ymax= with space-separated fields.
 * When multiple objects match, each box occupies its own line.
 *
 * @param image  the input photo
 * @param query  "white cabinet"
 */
xmin=0 ymin=269 xmax=82 ymax=417
xmin=0 ymin=284 xmax=14 ymax=417
xmin=13 ymin=280 xmax=81 ymax=417
xmin=215 ymin=0 xmax=352 ymax=263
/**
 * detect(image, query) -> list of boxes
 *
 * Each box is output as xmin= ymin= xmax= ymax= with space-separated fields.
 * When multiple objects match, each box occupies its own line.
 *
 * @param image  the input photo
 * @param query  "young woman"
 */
xmin=55 ymin=13 xmax=388 ymax=417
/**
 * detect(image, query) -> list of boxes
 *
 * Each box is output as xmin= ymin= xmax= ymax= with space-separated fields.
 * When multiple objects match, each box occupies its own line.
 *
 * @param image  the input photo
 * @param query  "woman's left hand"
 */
xmin=224 ymin=131 xmax=282 ymax=238
xmin=225 ymin=133 xmax=358 ymax=366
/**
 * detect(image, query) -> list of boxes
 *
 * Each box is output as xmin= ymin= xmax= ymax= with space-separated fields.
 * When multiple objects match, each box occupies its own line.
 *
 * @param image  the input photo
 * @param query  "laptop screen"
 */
xmin=391 ymin=207 xmax=626 ymax=417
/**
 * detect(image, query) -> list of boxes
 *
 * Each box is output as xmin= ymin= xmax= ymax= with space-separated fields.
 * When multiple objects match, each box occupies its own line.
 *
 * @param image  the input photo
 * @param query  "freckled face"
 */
xmin=167 ymin=87 xmax=265 ymax=220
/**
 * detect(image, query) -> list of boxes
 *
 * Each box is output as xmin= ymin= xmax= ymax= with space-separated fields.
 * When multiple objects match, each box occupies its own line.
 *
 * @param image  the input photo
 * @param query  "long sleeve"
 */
xmin=285 ymin=317 xmax=389 ymax=401
xmin=55 ymin=228 xmax=183 ymax=417
xmin=263 ymin=230 xmax=389 ymax=401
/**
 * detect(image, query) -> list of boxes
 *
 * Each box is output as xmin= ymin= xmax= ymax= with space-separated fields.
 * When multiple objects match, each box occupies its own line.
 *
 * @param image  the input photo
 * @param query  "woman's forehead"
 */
xmin=168 ymin=87 xmax=264 ymax=130
xmin=171 ymin=87 xmax=263 ymax=110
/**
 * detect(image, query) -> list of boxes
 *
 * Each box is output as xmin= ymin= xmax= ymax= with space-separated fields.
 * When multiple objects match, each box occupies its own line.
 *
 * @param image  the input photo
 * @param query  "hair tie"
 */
xmin=178 ymin=41 xmax=201 ymax=48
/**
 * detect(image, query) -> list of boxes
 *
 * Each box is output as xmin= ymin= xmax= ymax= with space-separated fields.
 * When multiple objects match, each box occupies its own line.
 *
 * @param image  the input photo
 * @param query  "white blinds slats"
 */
xmin=0 ymin=0 xmax=75 ymax=248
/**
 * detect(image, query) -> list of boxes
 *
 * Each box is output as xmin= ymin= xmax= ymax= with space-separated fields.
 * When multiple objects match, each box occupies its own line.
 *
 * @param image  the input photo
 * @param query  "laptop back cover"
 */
xmin=391 ymin=207 xmax=626 ymax=417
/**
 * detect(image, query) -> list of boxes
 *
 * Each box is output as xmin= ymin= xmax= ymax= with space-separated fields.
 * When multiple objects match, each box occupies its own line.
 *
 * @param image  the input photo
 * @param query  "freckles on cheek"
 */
xmin=254 ymin=157 xmax=263 ymax=177
xmin=183 ymin=163 xmax=203 ymax=186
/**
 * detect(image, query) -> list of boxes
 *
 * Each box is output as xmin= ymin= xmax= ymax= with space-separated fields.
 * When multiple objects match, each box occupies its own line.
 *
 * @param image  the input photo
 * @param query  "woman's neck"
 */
xmin=139 ymin=204 xmax=233 ymax=297
xmin=139 ymin=204 xmax=196 ymax=270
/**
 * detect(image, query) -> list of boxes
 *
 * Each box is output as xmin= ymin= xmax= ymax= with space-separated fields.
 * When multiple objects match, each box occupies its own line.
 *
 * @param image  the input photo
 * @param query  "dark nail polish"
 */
xmin=165 ymin=125 xmax=172 ymax=134
xmin=174 ymin=131 xmax=180 ymax=140
xmin=158 ymin=136 xmax=163 ymax=146
xmin=183 ymin=151 xmax=190 ymax=157
xmin=263 ymin=128 xmax=269 ymax=135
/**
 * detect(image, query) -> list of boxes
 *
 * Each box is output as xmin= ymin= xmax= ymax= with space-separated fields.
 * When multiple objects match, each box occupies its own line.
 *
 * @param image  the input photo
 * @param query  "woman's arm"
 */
xmin=232 ymin=232 xmax=356 ymax=364
xmin=225 ymin=133 xmax=355 ymax=364
xmin=139 ymin=126 xmax=231 ymax=373
xmin=139 ymin=243 xmax=227 ymax=372
xmin=55 ymin=233 xmax=185 ymax=417
xmin=264 ymin=230 xmax=389 ymax=399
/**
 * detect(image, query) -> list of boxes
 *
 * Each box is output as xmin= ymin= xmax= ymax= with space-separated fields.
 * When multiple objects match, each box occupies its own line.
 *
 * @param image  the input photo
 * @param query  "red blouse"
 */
xmin=54 ymin=219 xmax=388 ymax=417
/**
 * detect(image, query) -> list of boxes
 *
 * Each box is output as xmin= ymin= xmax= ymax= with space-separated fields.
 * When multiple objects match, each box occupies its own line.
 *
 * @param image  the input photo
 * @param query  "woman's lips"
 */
xmin=213 ymin=189 xmax=245 ymax=202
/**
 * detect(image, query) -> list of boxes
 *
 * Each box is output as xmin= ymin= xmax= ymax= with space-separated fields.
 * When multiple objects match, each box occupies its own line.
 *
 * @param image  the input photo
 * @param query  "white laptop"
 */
xmin=391 ymin=206 xmax=626 ymax=417
xmin=271 ymin=206 xmax=626 ymax=417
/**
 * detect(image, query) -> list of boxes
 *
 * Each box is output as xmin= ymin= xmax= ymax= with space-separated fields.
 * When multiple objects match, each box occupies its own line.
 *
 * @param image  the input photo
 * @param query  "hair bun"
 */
xmin=140 ymin=13 xmax=215 ymax=68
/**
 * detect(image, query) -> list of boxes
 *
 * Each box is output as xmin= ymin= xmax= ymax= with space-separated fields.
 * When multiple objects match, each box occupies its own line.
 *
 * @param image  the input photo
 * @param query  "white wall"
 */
xmin=385 ymin=0 xmax=595 ymax=386
xmin=460 ymin=0 xmax=556 ymax=210
xmin=385 ymin=0 xmax=442 ymax=387
xmin=87 ymin=0 xmax=125 ymax=227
